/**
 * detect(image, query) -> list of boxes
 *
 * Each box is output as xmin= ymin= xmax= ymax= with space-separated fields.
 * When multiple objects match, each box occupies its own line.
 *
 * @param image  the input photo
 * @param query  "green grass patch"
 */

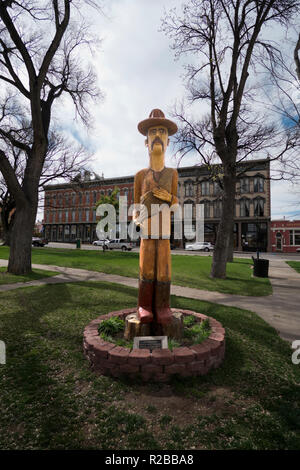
xmin=0 ymin=266 xmax=59 ymax=285
xmin=0 ymin=280 xmax=298 ymax=450
xmin=0 ymin=246 xmax=272 ymax=296
xmin=287 ymin=261 xmax=300 ymax=274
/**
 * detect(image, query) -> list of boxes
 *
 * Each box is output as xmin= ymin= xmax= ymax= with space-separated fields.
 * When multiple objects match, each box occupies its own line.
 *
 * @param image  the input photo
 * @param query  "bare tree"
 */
xmin=162 ymin=0 xmax=300 ymax=278
xmin=257 ymin=29 xmax=300 ymax=184
xmin=0 ymin=0 xmax=102 ymax=274
xmin=0 ymin=123 xmax=93 ymax=245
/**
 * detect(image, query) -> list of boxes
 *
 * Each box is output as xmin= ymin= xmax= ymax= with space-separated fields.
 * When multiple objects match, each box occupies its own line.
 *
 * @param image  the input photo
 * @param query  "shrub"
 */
xmin=98 ymin=316 xmax=125 ymax=336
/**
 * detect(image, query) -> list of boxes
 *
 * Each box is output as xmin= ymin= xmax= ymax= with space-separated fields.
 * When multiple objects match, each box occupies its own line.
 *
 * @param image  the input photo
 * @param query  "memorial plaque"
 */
xmin=133 ymin=336 xmax=168 ymax=351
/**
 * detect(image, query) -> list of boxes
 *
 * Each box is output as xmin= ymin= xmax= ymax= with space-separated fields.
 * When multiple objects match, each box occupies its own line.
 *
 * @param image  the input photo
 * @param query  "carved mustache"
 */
xmin=151 ymin=136 xmax=164 ymax=150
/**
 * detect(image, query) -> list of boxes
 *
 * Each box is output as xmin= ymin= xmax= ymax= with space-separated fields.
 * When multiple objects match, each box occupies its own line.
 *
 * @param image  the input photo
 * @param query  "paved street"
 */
xmin=45 ymin=242 xmax=300 ymax=261
xmin=0 ymin=255 xmax=299 ymax=344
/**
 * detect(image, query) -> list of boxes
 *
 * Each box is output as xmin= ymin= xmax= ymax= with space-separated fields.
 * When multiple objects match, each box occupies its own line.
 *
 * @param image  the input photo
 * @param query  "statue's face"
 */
xmin=146 ymin=125 xmax=169 ymax=153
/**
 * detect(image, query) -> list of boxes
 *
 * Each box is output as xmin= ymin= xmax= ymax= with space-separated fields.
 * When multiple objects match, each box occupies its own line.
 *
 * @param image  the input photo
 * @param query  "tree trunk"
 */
xmin=210 ymin=167 xmax=236 ymax=278
xmin=7 ymin=203 xmax=35 ymax=274
xmin=226 ymin=228 xmax=234 ymax=263
xmin=0 ymin=208 xmax=12 ymax=246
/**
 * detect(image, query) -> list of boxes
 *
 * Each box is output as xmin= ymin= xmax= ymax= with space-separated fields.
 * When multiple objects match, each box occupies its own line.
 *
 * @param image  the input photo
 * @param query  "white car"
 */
xmin=92 ymin=239 xmax=109 ymax=247
xmin=185 ymin=241 xmax=214 ymax=252
xmin=107 ymin=239 xmax=134 ymax=251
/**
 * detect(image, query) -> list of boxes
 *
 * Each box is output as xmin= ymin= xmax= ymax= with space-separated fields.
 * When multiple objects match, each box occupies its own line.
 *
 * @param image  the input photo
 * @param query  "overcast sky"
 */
xmin=57 ymin=0 xmax=300 ymax=220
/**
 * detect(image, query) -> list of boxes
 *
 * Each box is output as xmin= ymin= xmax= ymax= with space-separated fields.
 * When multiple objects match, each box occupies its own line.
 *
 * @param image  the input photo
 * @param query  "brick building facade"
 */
xmin=43 ymin=158 xmax=271 ymax=251
xmin=271 ymin=220 xmax=300 ymax=253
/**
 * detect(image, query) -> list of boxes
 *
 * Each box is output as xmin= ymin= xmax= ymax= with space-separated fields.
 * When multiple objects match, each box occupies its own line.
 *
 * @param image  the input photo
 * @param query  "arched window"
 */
xmin=184 ymin=199 xmax=194 ymax=219
xmin=201 ymin=199 xmax=210 ymax=218
xmin=253 ymin=175 xmax=264 ymax=193
xmin=240 ymin=198 xmax=250 ymax=217
xmin=213 ymin=182 xmax=222 ymax=195
xmin=201 ymin=180 xmax=210 ymax=196
xmin=213 ymin=199 xmax=222 ymax=218
xmin=184 ymin=180 xmax=194 ymax=197
xmin=254 ymin=197 xmax=265 ymax=216
xmin=240 ymin=177 xmax=250 ymax=193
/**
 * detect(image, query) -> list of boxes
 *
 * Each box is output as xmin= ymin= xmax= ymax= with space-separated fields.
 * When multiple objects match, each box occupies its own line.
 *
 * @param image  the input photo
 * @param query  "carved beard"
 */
xmin=151 ymin=136 xmax=164 ymax=151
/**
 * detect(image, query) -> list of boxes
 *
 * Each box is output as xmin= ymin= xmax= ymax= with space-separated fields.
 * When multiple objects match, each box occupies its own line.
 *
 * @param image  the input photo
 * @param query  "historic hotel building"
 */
xmin=43 ymin=158 xmax=271 ymax=251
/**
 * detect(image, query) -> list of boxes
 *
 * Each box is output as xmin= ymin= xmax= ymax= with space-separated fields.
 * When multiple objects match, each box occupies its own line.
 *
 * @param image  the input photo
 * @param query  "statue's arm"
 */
xmin=133 ymin=171 xmax=143 ymax=224
xmin=170 ymin=169 xmax=178 ymax=205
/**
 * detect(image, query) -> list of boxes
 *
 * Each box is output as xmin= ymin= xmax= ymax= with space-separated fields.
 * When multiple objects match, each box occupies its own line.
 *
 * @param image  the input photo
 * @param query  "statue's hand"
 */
xmin=133 ymin=210 xmax=141 ymax=226
xmin=152 ymin=187 xmax=172 ymax=203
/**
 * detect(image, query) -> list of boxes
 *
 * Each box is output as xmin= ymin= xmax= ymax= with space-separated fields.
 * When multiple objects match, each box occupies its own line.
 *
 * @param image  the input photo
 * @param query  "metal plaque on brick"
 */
xmin=133 ymin=336 xmax=168 ymax=351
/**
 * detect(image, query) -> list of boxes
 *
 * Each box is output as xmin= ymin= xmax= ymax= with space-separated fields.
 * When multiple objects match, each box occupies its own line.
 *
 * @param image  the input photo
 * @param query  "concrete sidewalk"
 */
xmin=0 ymin=258 xmax=299 ymax=343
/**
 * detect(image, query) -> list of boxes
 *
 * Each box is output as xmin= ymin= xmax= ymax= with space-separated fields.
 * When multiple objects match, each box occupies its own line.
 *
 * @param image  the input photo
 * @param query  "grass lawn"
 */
xmin=287 ymin=261 xmax=300 ymax=274
xmin=0 ymin=267 xmax=59 ymax=285
xmin=0 ymin=246 xmax=272 ymax=296
xmin=0 ymin=281 xmax=298 ymax=450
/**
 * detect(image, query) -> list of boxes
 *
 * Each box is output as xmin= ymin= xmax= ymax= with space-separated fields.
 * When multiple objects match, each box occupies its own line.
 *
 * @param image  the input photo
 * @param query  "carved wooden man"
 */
xmin=134 ymin=109 xmax=178 ymax=325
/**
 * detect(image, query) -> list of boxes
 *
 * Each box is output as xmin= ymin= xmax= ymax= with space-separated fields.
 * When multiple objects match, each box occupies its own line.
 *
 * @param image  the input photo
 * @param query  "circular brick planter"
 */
xmin=83 ymin=308 xmax=225 ymax=382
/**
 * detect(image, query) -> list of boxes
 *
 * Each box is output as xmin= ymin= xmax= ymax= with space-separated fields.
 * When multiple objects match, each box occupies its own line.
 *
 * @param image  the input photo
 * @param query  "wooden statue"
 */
xmin=134 ymin=109 xmax=178 ymax=325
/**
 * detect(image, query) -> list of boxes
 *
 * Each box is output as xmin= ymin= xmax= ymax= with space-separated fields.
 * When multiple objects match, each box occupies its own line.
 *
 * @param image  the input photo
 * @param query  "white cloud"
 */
xmin=55 ymin=0 xmax=300 ymax=220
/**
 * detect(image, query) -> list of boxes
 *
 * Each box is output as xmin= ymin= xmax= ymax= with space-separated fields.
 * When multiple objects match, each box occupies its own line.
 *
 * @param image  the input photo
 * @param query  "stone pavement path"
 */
xmin=0 ymin=258 xmax=299 ymax=343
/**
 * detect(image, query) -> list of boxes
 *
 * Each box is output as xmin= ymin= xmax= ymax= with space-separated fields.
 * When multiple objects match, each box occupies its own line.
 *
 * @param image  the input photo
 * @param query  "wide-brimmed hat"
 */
xmin=138 ymin=109 xmax=178 ymax=136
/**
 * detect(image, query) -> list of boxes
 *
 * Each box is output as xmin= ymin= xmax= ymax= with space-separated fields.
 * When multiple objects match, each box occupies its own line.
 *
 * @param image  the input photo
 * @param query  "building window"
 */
xmin=65 ymin=194 xmax=69 ymax=206
xmin=240 ymin=198 xmax=250 ymax=217
xmin=201 ymin=200 xmax=210 ymax=218
xmin=86 ymin=209 xmax=89 ymax=222
xmin=213 ymin=182 xmax=222 ymax=195
xmin=183 ymin=199 xmax=194 ymax=219
xmin=184 ymin=182 xmax=194 ymax=197
xmin=58 ymin=210 xmax=62 ymax=222
xmin=201 ymin=181 xmax=210 ymax=196
xmin=93 ymin=191 xmax=97 ymax=203
xmin=254 ymin=176 xmax=264 ymax=193
xmin=213 ymin=199 xmax=222 ymax=218
xmin=254 ymin=198 xmax=264 ymax=216
xmin=290 ymin=229 xmax=300 ymax=245
xmin=58 ymin=225 xmax=63 ymax=241
xmin=52 ymin=194 xmax=56 ymax=207
xmin=65 ymin=210 xmax=69 ymax=222
xmin=78 ymin=209 xmax=82 ymax=222
xmin=92 ymin=208 xmax=96 ymax=222
xmin=72 ymin=193 xmax=76 ymax=205
xmin=240 ymin=178 xmax=250 ymax=193
xmin=72 ymin=210 xmax=76 ymax=222
xmin=108 ymin=189 xmax=112 ymax=196
xmin=86 ymin=192 xmax=90 ymax=204
xmin=64 ymin=225 xmax=70 ymax=241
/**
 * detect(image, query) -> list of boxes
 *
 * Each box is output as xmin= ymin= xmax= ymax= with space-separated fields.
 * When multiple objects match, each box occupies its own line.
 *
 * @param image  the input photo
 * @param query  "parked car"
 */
xmin=32 ymin=237 xmax=48 ymax=247
xmin=185 ymin=241 xmax=214 ymax=252
xmin=107 ymin=239 xmax=134 ymax=251
xmin=92 ymin=239 xmax=109 ymax=248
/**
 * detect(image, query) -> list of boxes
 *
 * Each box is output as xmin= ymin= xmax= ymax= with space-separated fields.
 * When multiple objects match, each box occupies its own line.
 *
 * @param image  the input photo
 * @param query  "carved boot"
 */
xmin=154 ymin=281 xmax=173 ymax=325
xmin=137 ymin=279 xmax=154 ymax=324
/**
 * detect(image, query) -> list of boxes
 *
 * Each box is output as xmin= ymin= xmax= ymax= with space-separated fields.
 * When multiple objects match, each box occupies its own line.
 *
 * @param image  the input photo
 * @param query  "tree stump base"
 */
xmin=124 ymin=312 xmax=151 ymax=340
xmin=124 ymin=311 xmax=183 ymax=341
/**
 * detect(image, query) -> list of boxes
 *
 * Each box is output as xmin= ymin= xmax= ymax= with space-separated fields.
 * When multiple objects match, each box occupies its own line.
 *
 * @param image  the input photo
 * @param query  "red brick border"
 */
xmin=83 ymin=308 xmax=225 ymax=382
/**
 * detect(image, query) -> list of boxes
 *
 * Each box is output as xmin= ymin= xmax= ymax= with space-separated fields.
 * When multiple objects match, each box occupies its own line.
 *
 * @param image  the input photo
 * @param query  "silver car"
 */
xmin=92 ymin=239 xmax=109 ymax=247
xmin=185 ymin=241 xmax=214 ymax=252
xmin=107 ymin=239 xmax=134 ymax=251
